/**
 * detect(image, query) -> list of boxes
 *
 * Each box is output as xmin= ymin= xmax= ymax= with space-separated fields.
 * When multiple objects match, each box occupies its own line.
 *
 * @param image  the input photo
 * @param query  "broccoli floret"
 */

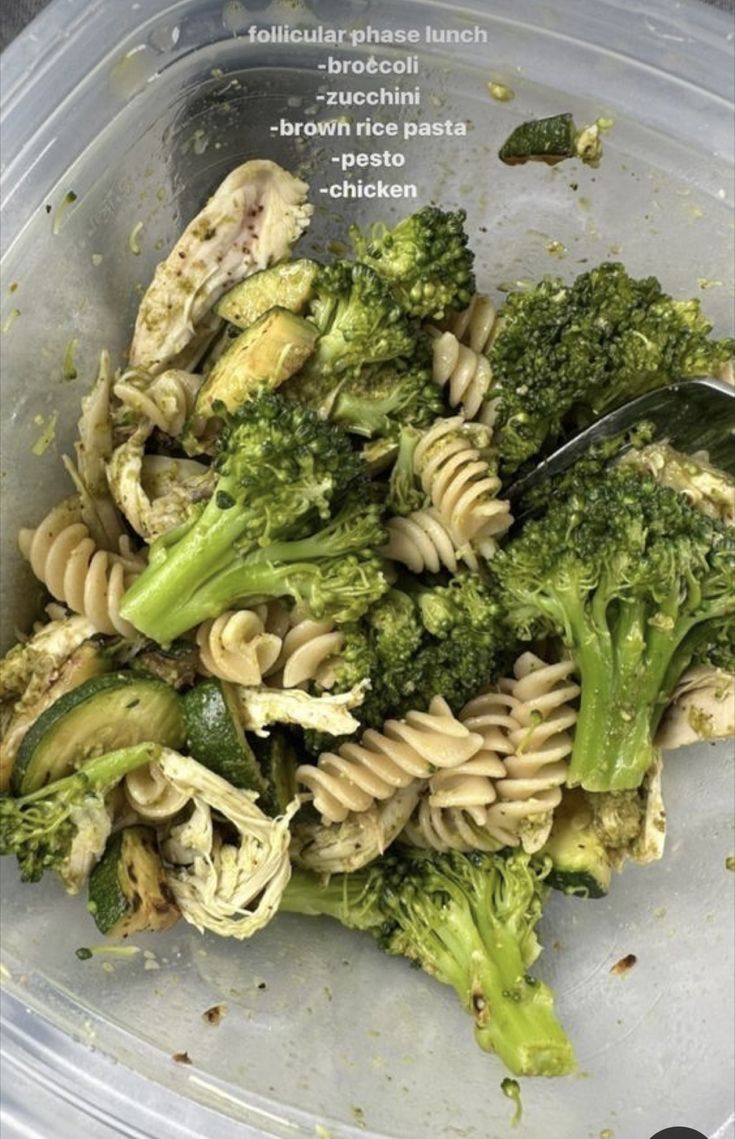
xmin=491 ymin=263 xmax=735 ymax=471
xmin=323 ymin=574 xmax=508 ymax=732
xmin=329 ymin=360 xmax=444 ymax=441
xmin=618 ymin=441 xmax=735 ymax=527
xmin=280 ymin=846 xmax=575 ymax=1077
xmin=120 ymin=390 xmax=389 ymax=642
xmin=386 ymin=426 xmax=424 ymax=514
xmin=0 ymin=743 xmax=159 ymax=884
xmin=303 ymin=261 xmax=417 ymax=382
xmin=349 ymin=206 xmax=476 ymax=320
xmin=493 ymin=466 xmax=735 ymax=791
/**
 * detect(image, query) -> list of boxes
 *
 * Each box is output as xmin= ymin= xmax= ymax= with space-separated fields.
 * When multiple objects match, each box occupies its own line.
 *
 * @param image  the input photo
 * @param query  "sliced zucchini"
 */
xmin=252 ymin=728 xmax=299 ymax=816
xmin=192 ymin=307 xmax=318 ymax=422
xmin=499 ymin=113 xmax=577 ymax=166
xmin=214 ymin=259 xmax=319 ymax=329
xmin=542 ymin=790 xmax=612 ymax=899
xmin=183 ymin=679 xmax=267 ymax=795
xmin=88 ymin=826 xmax=179 ymax=937
xmin=13 ymin=673 xmax=185 ymax=795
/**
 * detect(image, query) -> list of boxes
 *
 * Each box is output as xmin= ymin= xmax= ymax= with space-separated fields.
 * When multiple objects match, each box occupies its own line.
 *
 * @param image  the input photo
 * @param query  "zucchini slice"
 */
xmin=251 ymin=729 xmax=299 ymax=816
xmin=214 ymin=259 xmax=319 ymax=329
xmin=542 ymin=790 xmax=612 ymax=899
xmin=13 ymin=673 xmax=185 ymax=795
xmin=183 ymin=679 xmax=267 ymax=795
xmin=192 ymin=306 xmax=318 ymax=422
xmin=88 ymin=826 xmax=179 ymax=937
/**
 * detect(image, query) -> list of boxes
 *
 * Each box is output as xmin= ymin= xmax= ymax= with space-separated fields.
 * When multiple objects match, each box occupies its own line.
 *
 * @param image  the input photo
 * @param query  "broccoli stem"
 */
xmin=428 ymin=884 xmax=574 ymax=1077
xmin=120 ymin=499 xmax=258 ymax=641
xmin=567 ymin=595 xmax=701 ymax=791
xmin=281 ymin=865 xmax=574 ymax=1077
xmin=15 ymin=743 xmax=162 ymax=807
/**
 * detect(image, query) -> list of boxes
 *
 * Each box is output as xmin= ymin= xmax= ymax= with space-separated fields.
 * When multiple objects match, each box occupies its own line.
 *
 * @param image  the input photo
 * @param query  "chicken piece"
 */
xmin=129 ymin=160 xmax=313 ymax=374
xmin=158 ymin=752 xmax=298 ymax=940
xmin=656 ymin=665 xmax=735 ymax=750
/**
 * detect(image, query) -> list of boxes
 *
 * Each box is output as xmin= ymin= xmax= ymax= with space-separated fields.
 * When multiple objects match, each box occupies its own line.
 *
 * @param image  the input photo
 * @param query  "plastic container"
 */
xmin=1 ymin=1 xmax=733 ymax=1137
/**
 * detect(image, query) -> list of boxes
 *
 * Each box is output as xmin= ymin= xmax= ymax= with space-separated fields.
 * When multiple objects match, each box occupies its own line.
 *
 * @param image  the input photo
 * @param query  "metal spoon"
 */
xmin=506 ymin=377 xmax=735 ymax=511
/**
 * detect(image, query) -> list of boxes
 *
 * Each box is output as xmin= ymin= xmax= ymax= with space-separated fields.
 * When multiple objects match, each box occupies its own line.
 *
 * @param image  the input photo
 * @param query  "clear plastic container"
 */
xmin=1 ymin=2 xmax=733 ymax=1137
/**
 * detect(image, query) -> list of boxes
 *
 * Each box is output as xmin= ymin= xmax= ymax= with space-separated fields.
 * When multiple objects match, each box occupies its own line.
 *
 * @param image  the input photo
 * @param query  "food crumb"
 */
xmin=351 ymin=1106 xmax=366 ymax=1129
xmin=726 ymin=855 xmax=735 ymax=872
xmin=610 ymin=953 xmax=637 ymax=975
xmin=31 ymin=412 xmax=58 ymax=456
xmin=314 ymin=1126 xmax=332 ymax=1139
xmin=501 ymin=1076 xmax=523 ymax=1126
xmin=172 ymin=1051 xmax=192 ymax=1065
xmin=203 ymin=1003 xmax=227 ymax=1026
xmin=2 ymin=308 xmax=21 ymax=334
xmin=487 ymin=80 xmax=515 ymax=102
xmin=129 ymin=221 xmax=144 ymax=255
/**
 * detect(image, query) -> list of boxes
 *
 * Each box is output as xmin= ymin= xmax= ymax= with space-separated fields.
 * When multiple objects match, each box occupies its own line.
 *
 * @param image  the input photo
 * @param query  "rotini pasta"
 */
xmin=484 ymin=653 xmax=579 ymax=853
xmin=403 ymin=689 xmax=516 ymax=852
xmin=405 ymin=654 xmax=579 ymax=854
xmin=440 ymin=293 xmax=499 ymax=354
xmin=296 ymin=695 xmax=483 ymax=824
xmin=265 ymin=614 xmax=345 ymax=689
xmin=381 ymin=507 xmax=479 ymax=573
xmin=113 ymin=368 xmax=202 ymax=437
xmin=429 ymin=330 xmax=493 ymax=420
xmin=413 ymin=418 xmax=512 ymax=554
xmin=124 ymin=762 xmax=191 ymax=821
xmin=18 ymin=497 xmax=144 ymax=637
xmin=403 ymin=797 xmax=505 ymax=854
xmin=196 ymin=607 xmax=284 ymax=687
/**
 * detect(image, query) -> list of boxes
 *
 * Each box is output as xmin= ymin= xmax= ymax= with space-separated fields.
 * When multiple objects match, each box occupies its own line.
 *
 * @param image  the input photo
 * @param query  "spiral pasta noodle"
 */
xmin=381 ymin=508 xmax=479 ymax=573
xmin=18 ymin=497 xmax=144 ymax=637
xmin=429 ymin=330 xmax=493 ymax=420
xmin=413 ymin=418 xmax=512 ymax=553
xmin=403 ymin=689 xmax=517 ymax=852
xmin=265 ymin=614 xmax=345 ymax=689
xmin=196 ymin=607 xmax=284 ymax=687
xmin=124 ymin=762 xmax=191 ymax=821
xmin=114 ymin=368 xmax=202 ymax=437
xmin=484 ymin=653 xmax=579 ymax=853
xmin=405 ymin=654 xmax=579 ymax=854
xmin=296 ymin=695 xmax=484 ymax=824
xmin=440 ymin=293 xmax=500 ymax=354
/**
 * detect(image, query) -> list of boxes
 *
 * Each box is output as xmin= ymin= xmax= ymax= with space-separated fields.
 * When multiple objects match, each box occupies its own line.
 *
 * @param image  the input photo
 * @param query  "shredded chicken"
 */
xmin=157 ymin=751 xmax=298 ymax=940
xmin=129 ymin=160 xmax=313 ymax=374
xmin=657 ymin=665 xmax=735 ymax=750
xmin=233 ymin=680 xmax=369 ymax=737
xmin=63 ymin=350 xmax=127 ymax=551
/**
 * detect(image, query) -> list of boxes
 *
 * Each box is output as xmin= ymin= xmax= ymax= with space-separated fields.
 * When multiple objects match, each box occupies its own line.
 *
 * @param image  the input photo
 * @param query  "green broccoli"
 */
xmin=120 ymin=390 xmax=389 ymax=643
xmin=493 ymin=466 xmax=734 ymax=791
xmin=386 ymin=425 xmax=424 ymax=515
xmin=490 ymin=263 xmax=735 ymax=471
xmin=328 ymin=360 xmax=444 ymax=442
xmin=315 ymin=574 xmax=509 ymax=738
xmin=0 ymin=743 xmax=160 ymax=884
xmin=349 ymin=206 xmax=476 ymax=320
xmin=303 ymin=261 xmax=417 ymax=382
xmin=280 ymin=846 xmax=575 ymax=1077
